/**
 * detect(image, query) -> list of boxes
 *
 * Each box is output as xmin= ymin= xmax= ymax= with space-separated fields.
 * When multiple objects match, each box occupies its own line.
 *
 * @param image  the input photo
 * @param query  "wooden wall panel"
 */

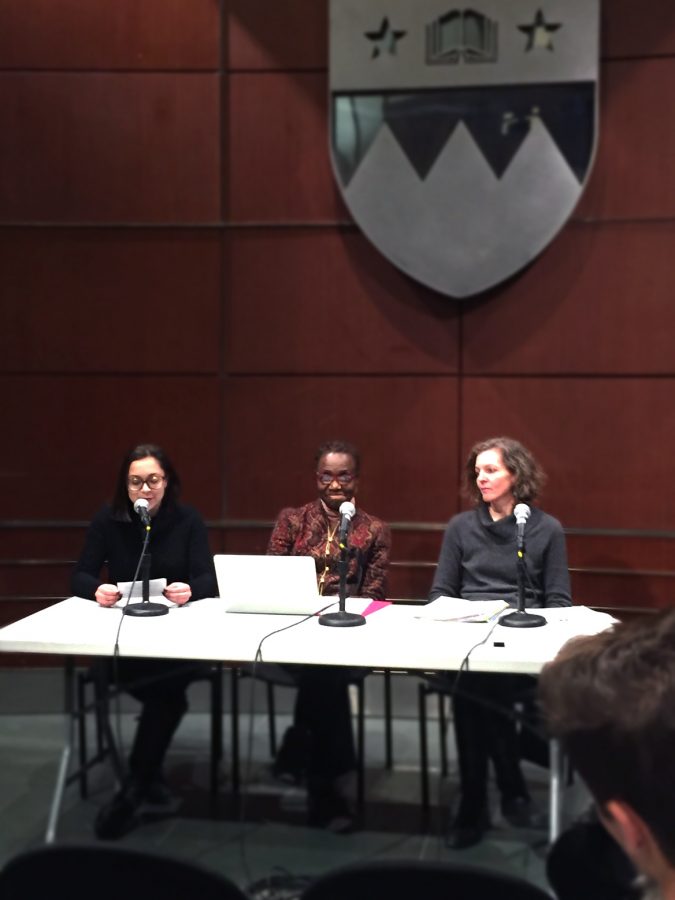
xmin=0 ymin=529 xmax=88 ymax=561
xmin=227 ymin=229 xmax=459 ymax=375
xmin=0 ymin=376 xmax=221 ymax=519
xmin=0 ymin=564 xmax=72 ymax=599
xmin=0 ymin=0 xmax=220 ymax=70
xmin=227 ymin=0 xmax=326 ymax=71
xmin=228 ymin=72 xmax=345 ymax=223
xmin=0 ymin=229 xmax=221 ymax=373
xmin=0 ymin=2 xmax=674 ymax=632
xmin=223 ymin=376 xmax=460 ymax=523
xmin=462 ymin=378 xmax=675 ymax=531
xmin=388 ymin=564 xmax=436 ymax=602
xmin=462 ymin=222 xmax=675 ymax=375
xmin=578 ymin=59 xmax=675 ymax=222
xmin=567 ymin=534 xmax=675 ymax=573
xmin=571 ymin=571 xmax=675 ymax=611
xmin=602 ymin=1 xmax=675 ymax=59
xmin=0 ymin=74 xmax=220 ymax=223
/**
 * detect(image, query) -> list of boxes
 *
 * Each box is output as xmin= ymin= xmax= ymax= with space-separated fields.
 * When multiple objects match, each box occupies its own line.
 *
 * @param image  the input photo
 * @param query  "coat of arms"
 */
xmin=330 ymin=1 xmax=599 ymax=298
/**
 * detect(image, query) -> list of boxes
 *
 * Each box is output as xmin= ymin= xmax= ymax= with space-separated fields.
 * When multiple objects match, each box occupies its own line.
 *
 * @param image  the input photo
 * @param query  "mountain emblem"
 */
xmin=330 ymin=2 xmax=600 ymax=298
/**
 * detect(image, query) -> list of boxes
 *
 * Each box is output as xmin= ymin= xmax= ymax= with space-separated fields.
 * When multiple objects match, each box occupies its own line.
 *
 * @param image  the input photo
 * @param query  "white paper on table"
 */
xmin=413 ymin=596 xmax=510 ymax=623
xmin=540 ymin=605 xmax=619 ymax=633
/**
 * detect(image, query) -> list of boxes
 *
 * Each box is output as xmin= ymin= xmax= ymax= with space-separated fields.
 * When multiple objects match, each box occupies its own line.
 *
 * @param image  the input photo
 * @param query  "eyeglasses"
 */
xmin=127 ymin=474 xmax=166 ymax=491
xmin=316 ymin=471 xmax=355 ymax=485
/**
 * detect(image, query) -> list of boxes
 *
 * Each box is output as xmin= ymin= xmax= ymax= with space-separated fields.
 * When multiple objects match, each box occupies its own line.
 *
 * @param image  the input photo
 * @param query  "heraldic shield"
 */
xmin=329 ymin=1 xmax=599 ymax=298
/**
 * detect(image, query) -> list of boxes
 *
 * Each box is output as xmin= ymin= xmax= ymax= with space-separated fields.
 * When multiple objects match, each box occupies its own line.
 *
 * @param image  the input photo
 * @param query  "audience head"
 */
xmin=314 ymin=439 xmax=360 ymax=512
xmin=463 ymin=436 xmax=545 ymax=505
xmin=539 ymin=609 xmax=675 ymax=885
xmin=112 ymin=443 xmax=181 ymax=519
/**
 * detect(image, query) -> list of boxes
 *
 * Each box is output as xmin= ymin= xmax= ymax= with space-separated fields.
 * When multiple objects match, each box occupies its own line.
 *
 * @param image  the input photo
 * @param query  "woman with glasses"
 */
xmin=72 ymin=442 xmax=216 ymax=839
xmin=267 ymin=439 xmax=390 ymax=831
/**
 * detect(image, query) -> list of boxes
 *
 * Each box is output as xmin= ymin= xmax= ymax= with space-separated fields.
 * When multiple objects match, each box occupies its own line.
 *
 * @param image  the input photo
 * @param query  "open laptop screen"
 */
xmin=214 ymin=554 xmax=332 ymax=615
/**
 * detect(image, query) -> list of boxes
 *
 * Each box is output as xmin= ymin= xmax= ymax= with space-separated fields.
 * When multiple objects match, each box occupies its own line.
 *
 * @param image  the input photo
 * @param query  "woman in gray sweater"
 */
xmin=430 ymin=436 xmax=571 ymax=848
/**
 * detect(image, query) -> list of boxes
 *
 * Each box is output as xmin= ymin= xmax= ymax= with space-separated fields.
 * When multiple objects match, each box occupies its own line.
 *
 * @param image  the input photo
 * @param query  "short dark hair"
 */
xmin=539 ymin=609 xmax=675 ymax=867
xmin=111 ymin=443 xmax=181 ymax=520
xmin=463 ymin=436 xmax=545 ymax=504
xmin=314 ymin=440 xmax=361 ymax=476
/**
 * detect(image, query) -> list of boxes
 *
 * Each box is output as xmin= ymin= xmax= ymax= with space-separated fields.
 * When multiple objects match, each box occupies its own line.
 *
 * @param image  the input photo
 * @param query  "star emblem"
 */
xmin=364 ymin=17 xmax=406 ymax=59
xmin=518 ymin=9 xmax=561 ymax=51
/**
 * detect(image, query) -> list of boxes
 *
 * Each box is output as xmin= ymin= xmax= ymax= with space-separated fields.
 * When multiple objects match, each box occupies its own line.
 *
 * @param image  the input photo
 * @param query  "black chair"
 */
xmin=418 ymin=674 xmax=550 ymax=816
xmin=0 ymin=842 xmax=249 ymax=900
xmin=302 ymin=859 xmax=551 ymax=900
xmin=69 ymin=661 xmax=225 ymax=803
xmin=418 ymin=674 xmax=453 ymax=815
xmin=232 ymin=666 xmax=394 ymax=814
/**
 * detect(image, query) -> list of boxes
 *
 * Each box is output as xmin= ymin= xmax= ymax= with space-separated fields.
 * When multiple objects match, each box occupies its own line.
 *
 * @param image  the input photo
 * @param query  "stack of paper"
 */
xmin=413 ymin=596 xmax=510 ymax=623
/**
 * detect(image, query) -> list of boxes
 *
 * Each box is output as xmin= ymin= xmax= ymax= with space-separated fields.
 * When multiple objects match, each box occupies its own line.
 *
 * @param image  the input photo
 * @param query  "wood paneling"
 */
xmin=462 ymin=221 xmax=675 ymax=375
xmin=227 ymin=0 xmax=326 ymax=71
xmin=1 ymin=2 xmax=675 ymax=632
xmin=227 ymin=229 xmax=459 ymax=374
xmin=602 ymin=1 xmax=675 ymax=59
xmin=566 ymin=534 xmax=675 ymax=572
xmin=0 ymin=528 xmax=87 ymax=561
xmin=0 ymin=73 xmax=220 ymax=223
xmin=0 ymin=376 xmax=222 ymax=519
xmin=227 ymin=72 xmax=345 ymax=223
xmin=571 ymin=571 xmax=675 ymax=611
xmin=0 ymin=229 xmax=221 ymax=373
xmin=462 ymin=378 xmax=675 ymax=531
xmin=0 ymin=0 xmax=219 ymax=70
xmin=223 ymin=376 xmax=460 ymax=523
xmin=578 ymin=59 xmax=675 ymax=222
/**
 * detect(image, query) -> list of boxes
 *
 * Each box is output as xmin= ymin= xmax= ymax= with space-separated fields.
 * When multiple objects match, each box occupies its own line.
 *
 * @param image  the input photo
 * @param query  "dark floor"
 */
xmin=0 ymin=669 xmax=589 ymax=896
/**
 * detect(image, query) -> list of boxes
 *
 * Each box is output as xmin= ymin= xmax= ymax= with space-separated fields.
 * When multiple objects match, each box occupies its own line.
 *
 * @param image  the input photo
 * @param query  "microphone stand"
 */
xmin=319 ymin=539 xmax=366 ymax=628
xmin=500 ymin=545 xmax=546 ymax=629
xmin=123 ymin=524 xmax=168 ymax=618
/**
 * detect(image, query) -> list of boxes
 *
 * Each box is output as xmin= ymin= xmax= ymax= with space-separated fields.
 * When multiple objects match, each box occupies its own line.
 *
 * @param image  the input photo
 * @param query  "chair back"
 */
xmin=302 ymin=859 xmax=551 ymax=900
xmin=0 ymin=843 xmax=248 ymax=900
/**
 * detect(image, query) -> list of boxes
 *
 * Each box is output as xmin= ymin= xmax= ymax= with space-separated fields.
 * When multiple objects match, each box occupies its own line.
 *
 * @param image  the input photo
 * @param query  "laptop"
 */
xmin=214 ymin=554 xmax=333 ymax=615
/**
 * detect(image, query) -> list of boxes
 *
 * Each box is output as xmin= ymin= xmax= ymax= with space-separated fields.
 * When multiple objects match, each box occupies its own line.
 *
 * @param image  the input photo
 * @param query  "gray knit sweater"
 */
xmin=429 ymin=502 xmax=572 ymax=608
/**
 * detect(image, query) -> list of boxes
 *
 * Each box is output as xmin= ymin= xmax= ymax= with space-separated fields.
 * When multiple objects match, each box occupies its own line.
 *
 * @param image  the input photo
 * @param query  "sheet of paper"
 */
xmin=117 ymin=578 xmax=168 ymax=602
xmin=413 ymin=596 xmax=510 ymax=623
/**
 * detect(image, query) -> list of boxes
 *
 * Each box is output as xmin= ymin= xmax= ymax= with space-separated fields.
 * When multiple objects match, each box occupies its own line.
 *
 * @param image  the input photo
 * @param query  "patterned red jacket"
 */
xmin=267 ymin=499 xmax=390 ymax=599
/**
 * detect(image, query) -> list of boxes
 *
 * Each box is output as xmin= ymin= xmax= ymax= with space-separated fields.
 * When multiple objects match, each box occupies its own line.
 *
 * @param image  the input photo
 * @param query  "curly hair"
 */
xmin=314 ymin=439 xmax=361 ymax=476
xmin=463 ymin=436 xmax=545 ymax=504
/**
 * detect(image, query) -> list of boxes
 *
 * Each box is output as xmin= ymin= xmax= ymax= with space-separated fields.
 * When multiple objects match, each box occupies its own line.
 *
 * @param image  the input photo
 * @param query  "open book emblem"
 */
xmin=329 ymin=2 xmax=599 ymax=298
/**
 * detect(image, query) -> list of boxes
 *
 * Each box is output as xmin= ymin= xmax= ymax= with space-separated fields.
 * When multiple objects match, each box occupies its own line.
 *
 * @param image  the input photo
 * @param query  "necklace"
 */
xmin=318 ymin=520 xmax=339 ymax=595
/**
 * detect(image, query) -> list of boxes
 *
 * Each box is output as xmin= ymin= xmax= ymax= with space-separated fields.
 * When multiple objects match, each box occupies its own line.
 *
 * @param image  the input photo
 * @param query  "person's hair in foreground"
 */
xmin=463 ymin=436 xmax=545 ymax=505
xmin=539 ymin=608 xmax=675 ymax=874
xmin=111 ymin=442 xmax=181 ymax=518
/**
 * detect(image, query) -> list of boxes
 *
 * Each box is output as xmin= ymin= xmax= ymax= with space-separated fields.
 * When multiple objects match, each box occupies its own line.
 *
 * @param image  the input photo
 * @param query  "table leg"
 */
xmin=549 ymin=736 xmax=563 ymax=844
xmin=46 ymin=657 xmax=75 ymax=843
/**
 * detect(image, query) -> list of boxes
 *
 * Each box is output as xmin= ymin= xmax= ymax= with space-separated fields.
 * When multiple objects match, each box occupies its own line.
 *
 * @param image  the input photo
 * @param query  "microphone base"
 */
xmin=123 ymin=602 xmax=169 ymax=618
xmin=499 ymin=610 xmax=546 ymax=629
xmin=318 ymin=611 xmax=366 ymax=628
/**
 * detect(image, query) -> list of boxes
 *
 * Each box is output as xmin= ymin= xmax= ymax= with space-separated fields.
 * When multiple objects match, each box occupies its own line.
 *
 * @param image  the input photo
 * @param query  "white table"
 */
xmin=0 ymin=597 xmax=614 ymax=841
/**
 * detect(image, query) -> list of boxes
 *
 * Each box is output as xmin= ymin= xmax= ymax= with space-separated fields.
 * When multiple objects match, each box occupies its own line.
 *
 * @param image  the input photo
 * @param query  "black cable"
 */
xmin=236 ymin=601 xmax=335 ymax=887
xmin=108 ymin=527 xmax=152 ymax=772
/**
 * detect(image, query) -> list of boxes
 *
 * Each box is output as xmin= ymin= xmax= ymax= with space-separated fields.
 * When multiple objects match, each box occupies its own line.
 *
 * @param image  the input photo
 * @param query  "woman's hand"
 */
xmin=95 ymin=584 xmax=121 ymax=607
xmin=164 ymin=582 xmax=192 ymax=605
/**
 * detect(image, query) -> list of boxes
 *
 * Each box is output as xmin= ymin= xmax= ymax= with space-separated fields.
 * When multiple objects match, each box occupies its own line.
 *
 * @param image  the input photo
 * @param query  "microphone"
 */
xmin=319 ymin=498 xmax=365 ymax=628
xmin=514 ymin=503 xmax=530 ymax=552
xmin=500 ymin=501 xmax=544 ymax=628
xmin=337 ymin=500 xmax=356 ymax=546
xmin=133 ymin=497 xmax=151 ymax=527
